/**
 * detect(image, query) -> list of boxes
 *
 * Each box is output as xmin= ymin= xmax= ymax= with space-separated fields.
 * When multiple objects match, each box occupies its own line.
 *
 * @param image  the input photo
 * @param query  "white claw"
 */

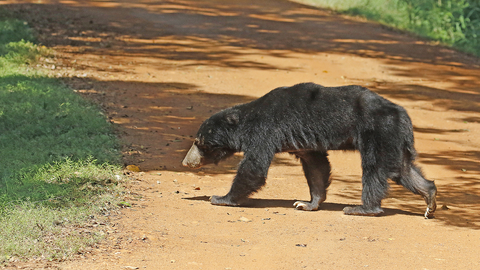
xmin=294 ymin=201 xmax=307 ymax=210
xmin=424 ymin=207 xmax=430 ymax=219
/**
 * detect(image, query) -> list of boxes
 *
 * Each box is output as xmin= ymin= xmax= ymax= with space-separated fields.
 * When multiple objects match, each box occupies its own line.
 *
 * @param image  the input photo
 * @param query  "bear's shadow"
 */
xmin=183 ymin=196 xmax=421 ymax=217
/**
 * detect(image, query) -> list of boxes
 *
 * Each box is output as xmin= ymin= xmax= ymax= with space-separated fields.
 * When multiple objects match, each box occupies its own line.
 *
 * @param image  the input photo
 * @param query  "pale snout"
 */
xmin=182 ymin=143 xmax=203 ymax=168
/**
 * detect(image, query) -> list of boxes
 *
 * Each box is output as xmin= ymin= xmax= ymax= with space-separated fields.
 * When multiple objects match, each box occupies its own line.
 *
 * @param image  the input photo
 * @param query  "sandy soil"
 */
xmin=2 ymin=0 xmax=480 ymax=269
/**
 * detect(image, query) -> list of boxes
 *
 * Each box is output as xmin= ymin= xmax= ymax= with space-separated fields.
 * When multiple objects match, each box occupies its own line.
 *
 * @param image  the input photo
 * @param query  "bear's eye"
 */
xmin=197 ymin=143 xmax=223 ymax=153
xmin=197 ymin=144 xmax=207 ymax=150
xmin=196 ymin=142 xmax=213 ymax=150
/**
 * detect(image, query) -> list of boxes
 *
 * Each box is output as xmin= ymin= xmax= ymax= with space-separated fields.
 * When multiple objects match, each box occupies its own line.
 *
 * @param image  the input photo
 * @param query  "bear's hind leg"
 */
xmin=343 ymin=165 xmax=389 ymax=216
xmin=344 ymin=133 xmax=390 ymax=216
xmin=393 ymin=165 xmax=437 ymax=218
xmin=294 ymin=151 xmax=331 ymax=211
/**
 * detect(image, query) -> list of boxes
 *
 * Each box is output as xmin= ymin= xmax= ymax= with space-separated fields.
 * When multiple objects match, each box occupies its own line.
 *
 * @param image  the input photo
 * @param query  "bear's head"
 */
xmin=182 ymin=108 xmax=240 ymax=168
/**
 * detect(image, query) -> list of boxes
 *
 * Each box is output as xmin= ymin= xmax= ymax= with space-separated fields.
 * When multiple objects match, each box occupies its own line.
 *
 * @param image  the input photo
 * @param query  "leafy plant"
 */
xmin=0 ymin=13 xmax=125 ymax=263
xmin=298 ymin=0 xmax=480 ymax=56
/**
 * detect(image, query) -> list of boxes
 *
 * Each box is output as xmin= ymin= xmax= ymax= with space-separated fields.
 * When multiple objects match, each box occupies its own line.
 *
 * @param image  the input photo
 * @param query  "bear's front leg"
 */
xmin=210 ymin=195 xmax=240 ymax=206
xmin=210 ymin=152 xmax=272 ymax=207
xmin=210 ymin=173 xmax=267 ymax=207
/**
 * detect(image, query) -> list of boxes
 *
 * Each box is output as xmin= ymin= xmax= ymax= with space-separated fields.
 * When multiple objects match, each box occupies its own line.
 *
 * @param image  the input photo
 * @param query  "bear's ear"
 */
xmin=225 ymin=110 xmax=240 ymax=125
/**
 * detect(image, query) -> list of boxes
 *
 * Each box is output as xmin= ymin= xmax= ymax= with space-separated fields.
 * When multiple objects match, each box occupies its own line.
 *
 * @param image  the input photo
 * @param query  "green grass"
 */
xmin=297 ymin=0 xmax=480 ymax=56
xmin=0 ymin=13 xmax=125 ymax=263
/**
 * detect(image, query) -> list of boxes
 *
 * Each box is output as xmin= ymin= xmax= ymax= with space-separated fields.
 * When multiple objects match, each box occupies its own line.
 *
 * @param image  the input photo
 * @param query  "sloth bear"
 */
xmin=182 ymin=83 xmax=437 ymax=218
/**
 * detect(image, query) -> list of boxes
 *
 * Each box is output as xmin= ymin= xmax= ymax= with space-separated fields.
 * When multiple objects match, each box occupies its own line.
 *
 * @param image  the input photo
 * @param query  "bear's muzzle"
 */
xmin=182 ymin=143 xmax=203 ymax=168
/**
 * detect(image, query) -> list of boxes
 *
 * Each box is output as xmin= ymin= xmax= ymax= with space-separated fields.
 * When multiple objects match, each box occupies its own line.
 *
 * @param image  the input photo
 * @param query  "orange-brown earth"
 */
xmin=2 ymin=0 xmax=480 ymax=269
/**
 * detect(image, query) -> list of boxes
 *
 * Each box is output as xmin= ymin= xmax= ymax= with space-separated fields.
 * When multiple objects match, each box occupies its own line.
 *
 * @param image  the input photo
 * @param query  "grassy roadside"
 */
xmin=296 ymin=0 xmax=480 ymax=57
xmin=0 ymin=12 xmax=125 ymax=263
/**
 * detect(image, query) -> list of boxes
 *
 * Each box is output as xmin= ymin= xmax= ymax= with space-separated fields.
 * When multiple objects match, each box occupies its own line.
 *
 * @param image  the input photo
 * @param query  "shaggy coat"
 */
xmin=183 ymin=83 xmax=437 ymax=217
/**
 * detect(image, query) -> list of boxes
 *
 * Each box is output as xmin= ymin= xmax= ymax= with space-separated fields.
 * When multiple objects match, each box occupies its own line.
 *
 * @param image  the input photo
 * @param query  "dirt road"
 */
xmin=3 ymin=0 xmax=480 ymax=269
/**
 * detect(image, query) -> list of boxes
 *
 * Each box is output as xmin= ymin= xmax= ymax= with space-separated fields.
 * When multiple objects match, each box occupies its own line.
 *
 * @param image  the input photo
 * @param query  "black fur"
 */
xmin=185 ymin=83 xmax=437 ymax=217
